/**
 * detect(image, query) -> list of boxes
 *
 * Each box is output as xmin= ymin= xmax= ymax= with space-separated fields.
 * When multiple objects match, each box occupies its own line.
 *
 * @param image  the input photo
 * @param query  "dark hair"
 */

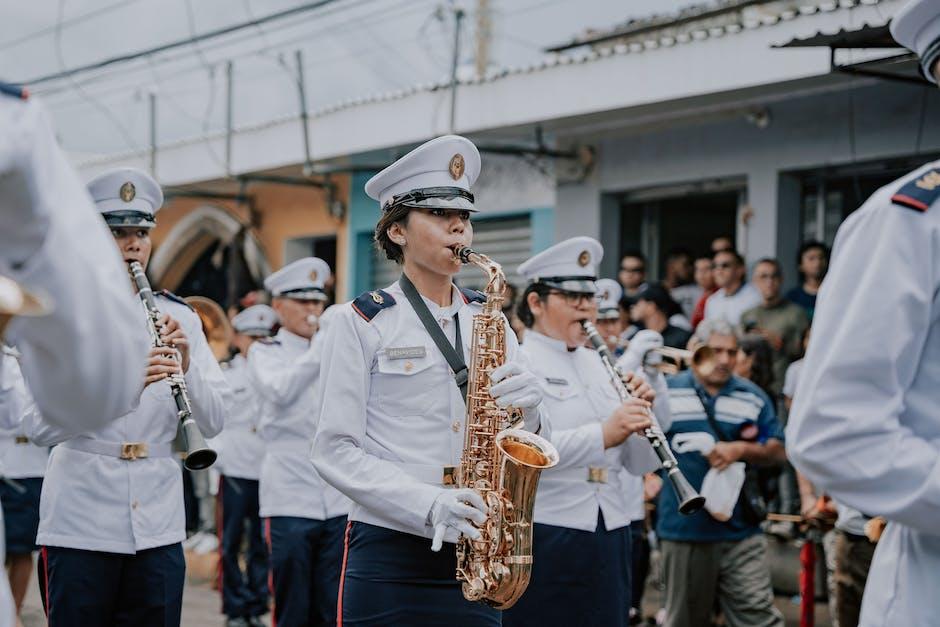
xmin=620 ymin=250 xmax=646 ymax=266
xmin=373 ymin=205 xmax=413 ymax=264
xmin=797 ymin=240 xmax=828 ymax=264
xmin=517 ymin=283 xmax=552 ymax=328
xmin=714 ymin=248 xmax=744 ymax=266
xmin=665 ymin=247 xmax=693 ymax=264
xmin=636 ymin=283 xmax=681 ymax=317
xmin=738 ymin=333 xmax=775 ymax=398
xmin=755 ymin=257 xmax=782 ymax=275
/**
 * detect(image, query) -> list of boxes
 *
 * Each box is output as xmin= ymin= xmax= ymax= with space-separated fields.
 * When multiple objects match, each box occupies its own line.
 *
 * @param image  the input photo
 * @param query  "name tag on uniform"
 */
xmin=545 ymin=377 xmax=568 ymax=386
xmin=386 ymin=346 xmax=427 ymax=360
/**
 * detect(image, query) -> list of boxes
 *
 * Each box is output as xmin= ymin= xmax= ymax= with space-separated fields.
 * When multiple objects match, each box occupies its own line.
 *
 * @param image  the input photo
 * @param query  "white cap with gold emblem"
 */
xmin=365 ymin=135 xmax=482 ymax=213
xmin=517 ymin=236 xmax=604 ymax=294
xmin=232 ymin=304 xmax=279 ymax=337
xmin=87 ymin=167 xmax=164 ymax=228
xmin=892 ymin=0 xmax=940 ymax=84
xmin=594 ymin=278 xmax=623 ymax=320
xmin=264 ymin=257 xmax=331 ymax=301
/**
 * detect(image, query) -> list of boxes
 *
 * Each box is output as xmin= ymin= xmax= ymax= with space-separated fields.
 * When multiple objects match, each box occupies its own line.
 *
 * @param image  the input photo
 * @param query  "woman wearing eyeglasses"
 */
xmin=502 ymin=237 xmax=667 ymax=627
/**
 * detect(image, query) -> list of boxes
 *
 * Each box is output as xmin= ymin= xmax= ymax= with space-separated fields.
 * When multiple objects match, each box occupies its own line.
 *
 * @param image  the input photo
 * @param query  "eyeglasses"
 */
xmin=620 ymin=266 xmax=645 ymax=273
xmin=548 ymin=290 xmax=595 ymax=306
xmin=754 ymin=273 xmax=780 ymax=280
xmin=713 ymin=262 xmax=737 ymax=270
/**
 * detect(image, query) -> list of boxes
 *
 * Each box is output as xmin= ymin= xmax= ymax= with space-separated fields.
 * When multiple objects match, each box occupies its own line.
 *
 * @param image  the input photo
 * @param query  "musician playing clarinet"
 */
xmin=25 ymin=167 xmax=229 ymax=627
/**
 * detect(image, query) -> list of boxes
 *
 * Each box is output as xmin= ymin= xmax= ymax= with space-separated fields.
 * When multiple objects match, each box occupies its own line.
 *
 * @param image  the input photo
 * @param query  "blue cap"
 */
xmin=87 ymin=167 xmax=163 ymax=228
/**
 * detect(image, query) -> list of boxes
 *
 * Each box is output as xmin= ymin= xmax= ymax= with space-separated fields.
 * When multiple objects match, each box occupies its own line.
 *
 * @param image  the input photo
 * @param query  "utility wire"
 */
xmin=23 ymin=0 xmax=350 ymax=85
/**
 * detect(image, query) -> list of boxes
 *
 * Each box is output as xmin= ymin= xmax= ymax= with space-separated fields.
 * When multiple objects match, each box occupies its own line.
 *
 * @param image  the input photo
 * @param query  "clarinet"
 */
xmin=582 ymin=321 xmax=705 ymax=515
xmin=128 ymin=262 xmax=217 ymax=470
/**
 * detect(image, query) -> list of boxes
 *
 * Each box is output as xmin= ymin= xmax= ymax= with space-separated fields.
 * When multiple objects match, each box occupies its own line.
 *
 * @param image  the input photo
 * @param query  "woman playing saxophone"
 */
xmin=311 ymin=136 xmax=551 ymax=626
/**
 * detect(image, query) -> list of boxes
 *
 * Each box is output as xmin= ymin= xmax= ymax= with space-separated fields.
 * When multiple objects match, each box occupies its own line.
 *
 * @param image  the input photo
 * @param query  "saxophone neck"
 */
xmin=452 ymin=246 xmax=507 ymax=313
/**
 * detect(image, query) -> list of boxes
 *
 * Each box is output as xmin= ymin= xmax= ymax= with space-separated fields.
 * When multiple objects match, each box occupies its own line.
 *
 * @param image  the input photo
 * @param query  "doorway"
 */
xmin=620 ymin=189 xmax=740 ymax=280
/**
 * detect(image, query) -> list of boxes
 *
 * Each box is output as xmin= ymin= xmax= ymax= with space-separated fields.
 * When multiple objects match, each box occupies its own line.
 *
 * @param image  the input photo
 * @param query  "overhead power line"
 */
xmin=22 ymin=0 xmax=348 ymax=86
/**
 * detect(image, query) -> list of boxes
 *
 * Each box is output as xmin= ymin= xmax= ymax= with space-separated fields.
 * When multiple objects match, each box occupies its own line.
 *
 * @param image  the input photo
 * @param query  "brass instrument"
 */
xmin=183 ymin=296 xmax=233 ymax=362
xmin=453 ymin=246 xmax=559 ymax=609
xmin=0 ymin=276 xmax=50 ymax=338
xmin=643 ymin=346 xmax=716 ymax=377
xmin=128 ymin=262 xmax=217 ymax=470
xmin=582 ymin=321 xmax=705 ymax=515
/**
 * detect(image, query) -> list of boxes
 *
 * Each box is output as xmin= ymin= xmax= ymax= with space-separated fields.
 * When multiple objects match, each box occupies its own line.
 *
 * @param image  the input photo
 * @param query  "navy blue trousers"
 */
xmin=219 ymin=476 xmax=268 ymax=619
xmin=503 ymin=512 xmax=632 ymax=627
xmin=265 ymin=514 xmax=346 ymax=627
xmin=37 ymin=543 xmax=184 ymax=627
xmin=338 ymin=521 xmax=500 ymax=627
xmin=629 ymin=519 xmax=650 ymax=615
xmin=0 ymin=477 xmax=42 ymax=555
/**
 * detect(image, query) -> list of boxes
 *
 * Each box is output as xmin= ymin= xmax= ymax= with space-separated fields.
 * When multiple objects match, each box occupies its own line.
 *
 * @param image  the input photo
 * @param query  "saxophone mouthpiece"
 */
xmin=452 ymin=245 xmax=473 ymax=264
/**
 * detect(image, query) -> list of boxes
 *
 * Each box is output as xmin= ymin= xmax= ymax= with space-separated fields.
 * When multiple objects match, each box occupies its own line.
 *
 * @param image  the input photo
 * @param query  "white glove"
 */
xmin=489 ymin=361 xmax=543 ymax=431
xmin=616 ymin=330 xmax=664 ymax=376
xmin=429 ymin=488 xmax=487 ymax=552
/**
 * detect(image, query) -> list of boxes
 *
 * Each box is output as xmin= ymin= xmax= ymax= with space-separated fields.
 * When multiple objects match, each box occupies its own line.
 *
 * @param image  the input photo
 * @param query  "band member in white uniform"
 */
xmin=0 ymin=347 xmax=47 ymax=622
xmin=25 ymin=167 xmax=229 ymax=627
xmin=502 ymin=237 xmax=661 ymax=627
xmin=312 ymin=135 xmax=551 ymax=626
xmin=216 ymin=304 xmax=278 ymax=627
xmin=788 ymin=3 xmax=940 ymax=625
xmin=0 ymin=82 xmax=148 ymax=430
xmin=248 ymin=258 xmax=348 ymax=627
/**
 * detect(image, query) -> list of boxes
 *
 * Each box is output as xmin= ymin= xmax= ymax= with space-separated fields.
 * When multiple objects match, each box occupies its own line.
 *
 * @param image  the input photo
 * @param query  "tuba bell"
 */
xmin=642 ymin=345 xmax=716 ymax=377
xmin=184 ymin=296 xmax=234 ymax=362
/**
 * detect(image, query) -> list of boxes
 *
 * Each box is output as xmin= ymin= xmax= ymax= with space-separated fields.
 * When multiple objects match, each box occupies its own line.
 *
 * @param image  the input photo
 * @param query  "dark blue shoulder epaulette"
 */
xmin=0 ymin=81 xmax=28 ymax=100
xmin=352 ymin=289 xmax=396 ymax=322
xmin=891 ymin=168 xmax=940 ymax=212
xmin=459 ymin=287 xmax=486 ymax=304
xmin=158 ymin=289 xmax=195 ymax=311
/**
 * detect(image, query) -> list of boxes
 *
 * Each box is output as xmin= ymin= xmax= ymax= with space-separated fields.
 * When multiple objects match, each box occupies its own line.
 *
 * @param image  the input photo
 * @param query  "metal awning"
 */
xmin=775 ymin=23 xmax=927 ymax=86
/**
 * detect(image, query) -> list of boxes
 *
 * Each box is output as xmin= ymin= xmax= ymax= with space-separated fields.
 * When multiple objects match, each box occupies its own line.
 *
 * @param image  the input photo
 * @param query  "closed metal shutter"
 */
xmin=370 ymin=214 xmax=532 ymax=292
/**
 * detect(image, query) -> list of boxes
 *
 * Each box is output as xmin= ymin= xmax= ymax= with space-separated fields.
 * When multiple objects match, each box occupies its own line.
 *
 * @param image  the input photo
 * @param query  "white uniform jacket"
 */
xmin=25 ymin=294 xmax=228 ymax=554
xmin=215 ymin=354 xmax=264 ymax=481
xmin=787 ymin=160 xmax=940 ymax=627
xmin=520 ymin=330 xmax=659 ymax=532
xmin=249 ymin=328 xmax=348 ymax=520
xmin=0 ymin=359 xmax=47 ymax=479
xmin=312 ymin=282 xmax=551 ymax=543
xmin=1 ymin=96 xmax=148 ymax=429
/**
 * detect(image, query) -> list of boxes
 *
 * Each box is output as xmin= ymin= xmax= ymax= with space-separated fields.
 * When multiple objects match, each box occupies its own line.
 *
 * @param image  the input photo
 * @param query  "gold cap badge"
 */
xmin=578 ymin=250 xmax=591 ymax=267
xmin=449 ymin=153 xmax=465 ymax=181
xmin=120 ymin=182 xmax=136 ymax=203
xmin=309 ymin=270 xmax=318 ymax=282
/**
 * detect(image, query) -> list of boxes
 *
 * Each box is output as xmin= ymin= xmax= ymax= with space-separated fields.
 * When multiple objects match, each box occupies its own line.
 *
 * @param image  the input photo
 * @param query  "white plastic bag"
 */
xmin=700 ymin=462 xmax=746 ymax=522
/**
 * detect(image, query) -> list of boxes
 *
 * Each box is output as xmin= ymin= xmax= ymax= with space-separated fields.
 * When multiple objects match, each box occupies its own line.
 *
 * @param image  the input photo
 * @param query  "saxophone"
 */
xmin=453 ymin=246 xmax=559 ymax=609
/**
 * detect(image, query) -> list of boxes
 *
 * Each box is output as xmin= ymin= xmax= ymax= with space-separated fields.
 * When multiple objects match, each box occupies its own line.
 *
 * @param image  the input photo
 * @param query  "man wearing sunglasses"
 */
xmin=703 ymin=249 xmax=760 ymax=327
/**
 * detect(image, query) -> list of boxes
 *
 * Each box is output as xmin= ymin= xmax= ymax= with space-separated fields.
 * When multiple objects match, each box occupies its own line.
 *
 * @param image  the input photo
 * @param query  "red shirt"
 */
xmin=691 ymin=287 xmax=718 ymax=329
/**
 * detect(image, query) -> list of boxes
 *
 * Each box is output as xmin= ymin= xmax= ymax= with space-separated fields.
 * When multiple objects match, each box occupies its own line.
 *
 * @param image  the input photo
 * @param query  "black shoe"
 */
xmin=226 ymin=618 xmax=250 ymax=627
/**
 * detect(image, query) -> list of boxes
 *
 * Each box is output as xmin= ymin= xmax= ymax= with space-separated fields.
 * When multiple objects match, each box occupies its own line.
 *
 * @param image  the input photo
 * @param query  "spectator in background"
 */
xmin=664 ymin=248 xmax=701 ymax=321
xmin=631 ymin=284 xmax=692 ymax=349
xmin=660 ymin=320 xmax=785 ymax=627
xmin=690 ymin=256 xmax=717 ymax=329
xmin=703 ymin=249 xmax=761 ymax=326
xmin=618 ymin=251 xmax=648 ymax=299
xmin=502 ymin=282 xmax=525 ymax=342
xmin=740 ymin=258 xmax=809 ymax=398
xmin=785 ymin=241 xmax=829 ymax=321
xmin=711 ymin=236 xmax=734 ymax=254
xmin=734 ymin=334 xmax=776 ymax=401
xmin=594 ymin=278 xmax=626 ymax=356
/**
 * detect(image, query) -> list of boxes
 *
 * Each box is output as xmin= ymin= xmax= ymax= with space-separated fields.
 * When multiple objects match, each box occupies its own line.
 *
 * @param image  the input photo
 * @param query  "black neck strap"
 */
xmin=398 ymin=274 xmax=468 ymax=400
